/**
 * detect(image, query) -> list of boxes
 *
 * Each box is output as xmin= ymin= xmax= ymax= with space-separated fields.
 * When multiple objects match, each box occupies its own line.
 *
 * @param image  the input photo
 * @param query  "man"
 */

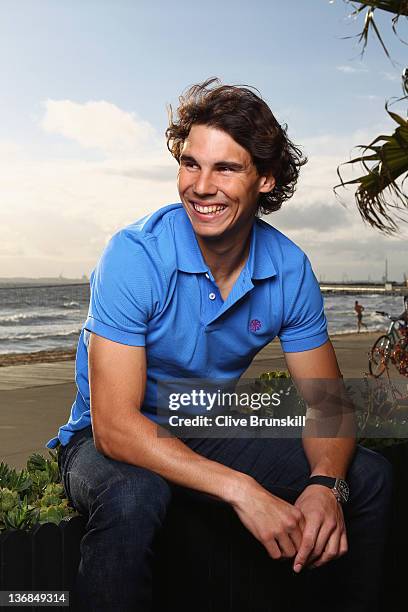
xmin=354 ymin=300 xmax=368 ymax=333
xmin=47 ymin=79 xmax=392 ymax=611
xmin=398 ymin=295 xmax=408 ymax=326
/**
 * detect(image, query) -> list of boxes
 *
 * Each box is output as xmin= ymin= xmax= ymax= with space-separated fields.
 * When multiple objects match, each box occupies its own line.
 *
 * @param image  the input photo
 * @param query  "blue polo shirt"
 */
xmin=46 ymin=203 xmax=328 ymax=448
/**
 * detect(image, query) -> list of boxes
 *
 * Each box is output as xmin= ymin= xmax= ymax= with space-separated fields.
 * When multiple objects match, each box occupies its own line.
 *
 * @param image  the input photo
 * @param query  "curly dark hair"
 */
xmin=166 ymin=77 xmax=307 ymax=215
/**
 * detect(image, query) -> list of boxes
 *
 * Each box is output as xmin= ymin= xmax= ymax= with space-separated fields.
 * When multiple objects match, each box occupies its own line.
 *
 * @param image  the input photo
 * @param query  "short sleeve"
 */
xmin=84 ymin=230 xmax=160 ymax=347
xmin=278 ymin=256 xmax=328 ymax=353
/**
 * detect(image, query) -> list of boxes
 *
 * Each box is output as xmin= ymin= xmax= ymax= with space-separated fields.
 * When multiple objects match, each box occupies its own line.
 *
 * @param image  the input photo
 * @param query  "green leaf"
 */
xmin=335 ymin=109 xmax=408 ymax=233
xmin=0 ymin=488 xmax=19 ymax=512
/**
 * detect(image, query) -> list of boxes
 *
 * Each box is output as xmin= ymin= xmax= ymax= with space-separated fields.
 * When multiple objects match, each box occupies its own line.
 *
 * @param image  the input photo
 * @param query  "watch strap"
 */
xmin=307 ymin=475 xmax=349 ymax=503
xmin=308 ymin=475 xmax=336 ymax=488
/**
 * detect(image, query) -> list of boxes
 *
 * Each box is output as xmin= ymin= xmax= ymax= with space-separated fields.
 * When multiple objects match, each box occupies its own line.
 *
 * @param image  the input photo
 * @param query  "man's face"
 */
xmin=177 ymin=124 xmax=275 ymax=242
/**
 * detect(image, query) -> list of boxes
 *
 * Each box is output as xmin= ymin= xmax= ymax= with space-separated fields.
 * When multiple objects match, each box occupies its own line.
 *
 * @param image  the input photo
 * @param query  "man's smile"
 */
xmin=188 ymin=199 xmax=228 ymax=220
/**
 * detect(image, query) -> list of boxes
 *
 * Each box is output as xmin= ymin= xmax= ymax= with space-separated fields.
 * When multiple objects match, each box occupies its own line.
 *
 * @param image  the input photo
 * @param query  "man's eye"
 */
xmin=219 ymin=167 xmax=233 ymax=173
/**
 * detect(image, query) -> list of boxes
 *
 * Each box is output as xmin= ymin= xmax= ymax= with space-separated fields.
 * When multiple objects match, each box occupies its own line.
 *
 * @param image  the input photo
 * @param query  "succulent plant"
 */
xmin=259 ymin=370 xmax=290 ymax=380
xmin=30 ymin=470 xmax=52 ymax=494
xmin=40 ymin=494 xmax=63 ymax=507
xmin=0 ymin=488 xmax=19 ymax=512
xmin=0 ymin=464 xmax=32 ymax=494
xmin=26 ymin=453 xmax=48 ymax=473
xmin=27 ymin=453 xmax=60 ymax=483
xmin=0 ymin=452 xmax=77 ymax=532
xmin=3 ymin=497 xmax=38 ymax=531
xmin=43 ymin=483 xmax=65 ymax=497
xmin=0 ymin=462 xmax=11 ymax=487
xmin=38 ymin=504 xmax=71 ymax=525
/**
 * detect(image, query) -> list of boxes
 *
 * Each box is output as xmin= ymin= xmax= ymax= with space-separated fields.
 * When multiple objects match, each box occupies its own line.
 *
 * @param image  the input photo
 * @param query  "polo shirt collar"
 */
xmin=175 ymin=208 xmax=209 ymax=273
xmin=247 ymin=219 xmax=277 ymax=280
xmin=175 ymin=206 xmax=277 ymax=280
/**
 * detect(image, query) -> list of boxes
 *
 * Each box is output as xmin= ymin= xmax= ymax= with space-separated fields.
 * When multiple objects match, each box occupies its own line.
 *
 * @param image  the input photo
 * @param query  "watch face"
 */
xmin=335 ymin=479 xmax=349 ymax=502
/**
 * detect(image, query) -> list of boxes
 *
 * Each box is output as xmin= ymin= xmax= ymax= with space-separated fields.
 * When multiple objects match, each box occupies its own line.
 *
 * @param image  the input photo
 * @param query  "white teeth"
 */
xmin=192 ymin=203 xmax=226 ymax=215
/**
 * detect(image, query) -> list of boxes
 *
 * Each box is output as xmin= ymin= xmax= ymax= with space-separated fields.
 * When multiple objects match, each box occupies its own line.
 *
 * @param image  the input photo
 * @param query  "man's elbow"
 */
xmin=93 ymin=433 xmax=106 ymax=454
xmin=92 ymin=428 xmax=109 ymax=455
xmin=91 ymin=416 xmax=114 ymax=456
xmin=91 ymin=410 xmax=137 ymax=459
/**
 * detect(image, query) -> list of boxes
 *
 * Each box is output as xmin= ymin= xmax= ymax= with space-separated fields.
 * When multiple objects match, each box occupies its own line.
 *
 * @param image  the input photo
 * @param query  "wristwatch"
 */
xmin=307 ymin=475 xmax=349 ymax=504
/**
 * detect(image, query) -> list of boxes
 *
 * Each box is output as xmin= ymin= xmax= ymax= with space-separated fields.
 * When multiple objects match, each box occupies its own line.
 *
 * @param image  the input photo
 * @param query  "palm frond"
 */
xmin=348 ymin=1 xmax=408 ymax=16
xmin=342 ymin=1 xmax=408 ymax=58
xmin=335 ymin=104 xmax=408 ymax=233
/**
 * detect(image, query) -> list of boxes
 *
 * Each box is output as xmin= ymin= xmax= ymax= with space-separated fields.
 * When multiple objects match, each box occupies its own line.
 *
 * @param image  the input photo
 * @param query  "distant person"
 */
xmin=354 ymin=300 xmax=368 ymax=333
xmin=397 ymin=296 xmax=408 ymax=334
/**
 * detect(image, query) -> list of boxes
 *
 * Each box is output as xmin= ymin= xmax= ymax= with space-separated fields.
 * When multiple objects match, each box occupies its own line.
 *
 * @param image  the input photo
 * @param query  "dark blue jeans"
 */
xmin=59 ymin=426 xmax=392 ymax=612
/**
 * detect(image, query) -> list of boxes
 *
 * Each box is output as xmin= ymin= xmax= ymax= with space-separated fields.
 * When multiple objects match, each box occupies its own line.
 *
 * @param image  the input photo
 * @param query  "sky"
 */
xmin=1 ymin=0 xmax=407 ymax=282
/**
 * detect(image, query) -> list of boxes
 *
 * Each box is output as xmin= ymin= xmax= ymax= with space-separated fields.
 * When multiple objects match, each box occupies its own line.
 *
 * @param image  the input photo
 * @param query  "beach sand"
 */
xmin=0 ymin=331 xmax=398 ymax=469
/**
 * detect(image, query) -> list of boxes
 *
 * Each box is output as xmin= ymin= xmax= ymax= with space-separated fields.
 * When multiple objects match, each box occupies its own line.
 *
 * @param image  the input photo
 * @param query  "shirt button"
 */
xmin=205 ymin=273 xmax=210 ymax=280
xmin=209 ymin=292 xmax=216 ymax=300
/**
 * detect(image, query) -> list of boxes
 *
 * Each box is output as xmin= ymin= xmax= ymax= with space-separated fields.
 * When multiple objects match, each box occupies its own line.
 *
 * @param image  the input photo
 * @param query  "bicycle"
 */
xmin=368 ymin=311 xmax=408 ymax=378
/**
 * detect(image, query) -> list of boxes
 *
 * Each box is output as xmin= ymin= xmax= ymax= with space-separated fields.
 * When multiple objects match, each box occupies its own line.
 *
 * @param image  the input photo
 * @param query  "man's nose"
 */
xmin=192 ymin=170 xmax=217 ymax=197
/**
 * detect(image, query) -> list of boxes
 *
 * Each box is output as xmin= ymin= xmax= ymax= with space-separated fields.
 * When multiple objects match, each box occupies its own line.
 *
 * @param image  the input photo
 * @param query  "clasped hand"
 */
xmin=293 ymin=484 xmax=348 ymax=572
xmin=232 ymin=481 xmax=348 ymax=573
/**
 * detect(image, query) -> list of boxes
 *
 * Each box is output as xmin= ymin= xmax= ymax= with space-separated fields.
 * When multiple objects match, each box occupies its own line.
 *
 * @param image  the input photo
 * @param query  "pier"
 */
xmin=320 ymin=283 xmax=408 ymax=295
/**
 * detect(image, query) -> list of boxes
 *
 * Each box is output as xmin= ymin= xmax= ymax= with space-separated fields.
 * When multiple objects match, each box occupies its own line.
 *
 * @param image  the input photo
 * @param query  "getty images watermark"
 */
xmin=166 ymin=388 xmax=305 ymax=429
xmin=156 ymin=378 xmax=347 ymax=438
xmin=156 ymin=376 xmax=408 ymax=439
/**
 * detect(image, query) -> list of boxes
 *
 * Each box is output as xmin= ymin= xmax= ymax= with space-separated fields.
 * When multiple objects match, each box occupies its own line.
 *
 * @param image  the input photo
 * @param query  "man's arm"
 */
xmin=284 ymin=339 xmax=356 ymax=572
xmin=88 ymin=332 xmax=305 ymax=561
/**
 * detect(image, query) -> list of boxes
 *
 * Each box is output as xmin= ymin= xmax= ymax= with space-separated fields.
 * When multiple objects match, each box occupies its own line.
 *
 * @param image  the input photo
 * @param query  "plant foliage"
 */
xmin=342 ymin=0 xmax=408 ymax=59
xmin=0 ymin=450 xmax=77 ymax=533
xmin=334 ymin=1 xmax=408 ymax=232
xmin=335 ymin=100 xmax=408 ymax=233
xmin=257 ymin=370 xmax=408 ymax=449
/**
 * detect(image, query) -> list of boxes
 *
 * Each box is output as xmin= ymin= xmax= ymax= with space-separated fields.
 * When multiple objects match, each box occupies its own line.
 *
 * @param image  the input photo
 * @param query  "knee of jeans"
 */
xmin=91 ymin=469 xmax=172 ymax=524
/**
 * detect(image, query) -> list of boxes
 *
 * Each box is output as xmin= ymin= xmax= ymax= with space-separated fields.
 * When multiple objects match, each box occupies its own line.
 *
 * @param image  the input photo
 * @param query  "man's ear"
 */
xmin=259 ymin=174 xmax=276 ymax=193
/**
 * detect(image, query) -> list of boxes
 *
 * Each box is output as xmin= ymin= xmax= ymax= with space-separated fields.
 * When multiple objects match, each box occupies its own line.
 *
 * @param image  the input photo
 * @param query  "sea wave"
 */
xmin=0 ymin=329 xmax=81 ymax=343
xmin=328 ymin=325 xmax=387 ymax=336
xmin=0 ymin=312 xmax=71 ymax=326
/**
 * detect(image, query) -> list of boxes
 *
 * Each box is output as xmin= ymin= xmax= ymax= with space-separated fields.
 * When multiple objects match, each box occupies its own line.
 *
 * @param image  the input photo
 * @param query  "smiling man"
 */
xmin=178 ymin=123 xmax=274 ymax=302
xmin=47 ymin=79 xmax=392 ymax=612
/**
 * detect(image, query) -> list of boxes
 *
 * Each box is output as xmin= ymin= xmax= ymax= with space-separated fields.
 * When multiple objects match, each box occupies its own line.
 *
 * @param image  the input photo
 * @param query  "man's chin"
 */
xmin=193 ymin=227 xmax=225 ymax=242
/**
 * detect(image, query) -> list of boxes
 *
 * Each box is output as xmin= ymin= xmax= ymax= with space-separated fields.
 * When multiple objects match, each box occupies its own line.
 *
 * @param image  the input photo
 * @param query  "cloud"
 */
xmin=1 ymin=104 xmax=407 ymax=281
xmin=263 ymin=127 xmax=408 ymax=281
xmin=102 ymin=161 xmax=177 ymax=182
xmin=381 ymin=71 xmax=401 ymax=82
xmin=0 ymin=146 xmax=179 ymax=277
xmin=354 ymin=94 xmax=382 ymax=101
xmin=336 ymin=65 xmax=368 ymax=74
xmin=271 ymin=202 xmax=349 ymax=231
xmin=41 ymin=100 xmax=161 ymax=157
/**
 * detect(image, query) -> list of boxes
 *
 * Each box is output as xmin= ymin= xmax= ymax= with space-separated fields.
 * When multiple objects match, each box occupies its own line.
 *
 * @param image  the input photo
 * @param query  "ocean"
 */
xmin=0 ymin=283 xmax=406 ymax=355
xmin=0 ymin=283 xmax=89 ymax=355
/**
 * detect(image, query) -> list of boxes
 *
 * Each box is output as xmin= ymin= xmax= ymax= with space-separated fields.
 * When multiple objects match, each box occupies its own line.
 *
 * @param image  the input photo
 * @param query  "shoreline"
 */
xmin=0 ymin=329 xmax=384 ymax=367
xmin=0 ymin=348 xmax=77 ymax=367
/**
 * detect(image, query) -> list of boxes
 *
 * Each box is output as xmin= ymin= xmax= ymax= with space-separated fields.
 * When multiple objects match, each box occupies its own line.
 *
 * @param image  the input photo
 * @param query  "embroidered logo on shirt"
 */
xmin=249 ymin=319 xmax=262 ymax=332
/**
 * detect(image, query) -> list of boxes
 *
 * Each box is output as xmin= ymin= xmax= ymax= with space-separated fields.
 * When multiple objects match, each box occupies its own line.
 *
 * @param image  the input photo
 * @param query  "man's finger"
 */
xmin=289 ymin=525 xmax=303 ymax=553
xmin=277 ymin=533 xmax=297 ymax=559
xmin=293 ymin=523 xmax=320 ymax=573
xmin=265 ymin=538 xmax=283 ymax=560
xmin=305 ymin=521 xmax=337 ymax=565
xmin=310 ymin=528 xmax=341 ymax=568
xmin=338 ymin=529 xmax=348 ymax=557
